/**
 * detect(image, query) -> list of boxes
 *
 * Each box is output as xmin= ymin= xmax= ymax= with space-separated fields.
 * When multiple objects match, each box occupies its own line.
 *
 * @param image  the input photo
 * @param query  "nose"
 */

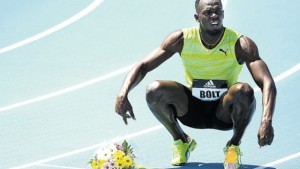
xmin=210 ymin=12 xmax=219 ymax=19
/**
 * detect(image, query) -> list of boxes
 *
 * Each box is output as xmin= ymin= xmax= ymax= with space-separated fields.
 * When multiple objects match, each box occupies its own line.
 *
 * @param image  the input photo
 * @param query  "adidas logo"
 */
xmin=204 ymin=80 xmax=216 ymax=88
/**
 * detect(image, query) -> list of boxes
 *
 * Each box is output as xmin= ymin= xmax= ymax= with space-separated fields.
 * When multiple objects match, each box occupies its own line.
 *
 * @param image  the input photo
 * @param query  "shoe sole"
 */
xmin=224 ymin=163 xmax=238 ymax=169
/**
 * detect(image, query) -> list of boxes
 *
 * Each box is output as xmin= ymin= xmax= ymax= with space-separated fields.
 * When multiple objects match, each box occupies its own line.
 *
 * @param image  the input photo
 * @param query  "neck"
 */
xmin=200 ymin=27 xmax=225 ymax=48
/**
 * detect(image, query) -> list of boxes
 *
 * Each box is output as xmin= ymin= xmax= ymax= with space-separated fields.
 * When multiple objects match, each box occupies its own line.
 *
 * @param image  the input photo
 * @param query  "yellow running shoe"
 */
xmin=223 ymin=144 xmax=243 ymax=169
xmin=171 ymin=138 xmax=197 ymax=166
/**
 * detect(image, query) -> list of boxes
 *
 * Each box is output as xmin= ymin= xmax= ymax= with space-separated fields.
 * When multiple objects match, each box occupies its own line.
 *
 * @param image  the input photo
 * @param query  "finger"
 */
xmin=259 ymin=136 xmax=274 ymax=147
xmin=258 ymin=138 xmax=266 ymax=147
xmin=122 ymin=113 xmax=128 ymax=125
xmin=116 ymin=111 xmax=123 ymax=117
xmin=115 ymin=103 xmax=119 ymax=113
xmin=116 ymin=109 xmax=128 ymax=116
xmin=257 ymin=134 xmax=262 ymax=146
xmin=117 ymin=110 xmax=131 ymax=119
xmin=266 ymin=136 xmax=274 ymax=145
xmin=118 ymin=112 xmax=130 ymax=125
xmin=128 ymin=109 xmax=136 ymax=120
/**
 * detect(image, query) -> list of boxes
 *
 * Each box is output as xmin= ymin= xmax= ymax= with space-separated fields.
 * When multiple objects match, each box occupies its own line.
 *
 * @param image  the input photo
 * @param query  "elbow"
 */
xmin=136 ymin=61 xmax=148 ymax=78
xmin=272 ymin=83 xmax=277 ymax=97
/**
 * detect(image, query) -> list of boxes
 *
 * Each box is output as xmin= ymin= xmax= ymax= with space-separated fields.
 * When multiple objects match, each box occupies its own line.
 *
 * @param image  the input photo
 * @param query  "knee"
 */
xmin=146 ymin=81 xmax=164 ymax=105
xmin=232 ymin=83 xmax=255 ymax=102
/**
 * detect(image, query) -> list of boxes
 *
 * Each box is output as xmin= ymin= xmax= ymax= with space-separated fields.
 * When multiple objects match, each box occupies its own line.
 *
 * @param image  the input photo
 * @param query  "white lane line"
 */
xmin=273 ymin=62 xmax=300 ymax=82
xmin=254 ymin=152 xmax=300 ymax=169
xmin=9 ymin=125 xmax=163 ymax=169
xmin=253 ymin=62 xmax=300 ymax=92
xmin=0 ymin=0 xmax=228 ymax=111
xmin=1 ymin=62 xmax=299 ymax=113
xmin=0 ymin=63 xmax=135 ymax=113
xmin=35 ymin=163 xmax=85 ymax=169
xmin=0 ymin=0 xmax=104 ymax=55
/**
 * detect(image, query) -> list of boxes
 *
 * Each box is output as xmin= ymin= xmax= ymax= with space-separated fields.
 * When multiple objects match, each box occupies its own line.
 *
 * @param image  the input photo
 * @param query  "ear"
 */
xmin=223 ymin=10 xmax=224 ymax=17
xmin=221 ymin=10 xmax=224 ymax=19
xmin=194 ymin=14 xmax=199 ymax=22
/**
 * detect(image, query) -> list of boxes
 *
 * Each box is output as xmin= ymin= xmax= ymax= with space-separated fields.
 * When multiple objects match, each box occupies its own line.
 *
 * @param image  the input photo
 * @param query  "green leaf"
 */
xmin=122 ymin=140 xmax=134 ymax=156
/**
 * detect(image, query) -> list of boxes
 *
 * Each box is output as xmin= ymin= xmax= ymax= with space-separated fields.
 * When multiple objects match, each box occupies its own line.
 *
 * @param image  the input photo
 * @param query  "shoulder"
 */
xmin=235 ymin=35 xmax=260 ymax=64
xmin=225 ymin=27 xmax=241 ymax=38
xmin=161 ymin=30 xmax=184 ymax=53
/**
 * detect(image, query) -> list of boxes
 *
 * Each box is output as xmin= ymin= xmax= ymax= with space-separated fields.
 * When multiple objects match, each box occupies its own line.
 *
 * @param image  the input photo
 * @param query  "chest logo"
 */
xmin=219 ymin=48 xmax=228 ymax=56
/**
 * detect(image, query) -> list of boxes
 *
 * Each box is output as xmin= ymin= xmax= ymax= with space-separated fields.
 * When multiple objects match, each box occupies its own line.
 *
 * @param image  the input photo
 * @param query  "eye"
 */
xmin=216 ymin=9 xmax=223 ymax=14
xmin=203 ymin=11 xmax=212 ymax=16
xmin=214 ymin=7 xmax=223 ymax=14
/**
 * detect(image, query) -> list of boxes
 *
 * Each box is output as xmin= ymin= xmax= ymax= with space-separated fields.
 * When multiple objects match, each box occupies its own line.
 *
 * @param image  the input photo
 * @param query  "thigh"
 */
xmin=146 ymin=80 xmax=189 ymax=117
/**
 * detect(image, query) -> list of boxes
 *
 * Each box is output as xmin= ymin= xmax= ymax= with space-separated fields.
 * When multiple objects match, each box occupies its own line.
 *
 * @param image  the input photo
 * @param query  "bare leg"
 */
xmin=216 ymin=82 xmax=256 ymax=146
xmin=146 ymin=80 xmax=189 ymax=142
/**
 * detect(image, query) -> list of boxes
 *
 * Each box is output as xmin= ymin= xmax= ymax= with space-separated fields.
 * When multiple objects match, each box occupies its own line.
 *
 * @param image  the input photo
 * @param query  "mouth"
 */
xmin=211 ymin=20 xmax=220 ymax=26
xmin=210 ymin=20 xmax=222 ymax=28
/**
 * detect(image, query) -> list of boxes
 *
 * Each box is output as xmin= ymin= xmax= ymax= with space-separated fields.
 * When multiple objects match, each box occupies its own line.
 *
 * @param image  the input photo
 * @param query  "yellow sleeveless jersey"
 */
xmin=181 ymin=26 xmax=243 ymax=89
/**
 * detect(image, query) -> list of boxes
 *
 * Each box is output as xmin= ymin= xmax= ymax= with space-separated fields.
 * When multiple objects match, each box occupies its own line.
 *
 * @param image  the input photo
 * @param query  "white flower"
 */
xmin=95 ymin=144 xmax=118 ymax=161
xmin=96 ymin=147 xmax=111 ymax=161
xmin=108 ymin=144 xmax=117 ymax=155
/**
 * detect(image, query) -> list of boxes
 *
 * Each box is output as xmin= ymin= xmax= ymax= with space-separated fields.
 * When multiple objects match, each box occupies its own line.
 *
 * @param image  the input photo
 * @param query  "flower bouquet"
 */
xmin=89 ymin=140 xmax=139 ymax=169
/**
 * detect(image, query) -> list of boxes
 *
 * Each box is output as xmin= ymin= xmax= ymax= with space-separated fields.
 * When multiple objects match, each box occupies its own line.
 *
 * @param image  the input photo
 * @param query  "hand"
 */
xmin=115 ymin=94 xmax=136 ymax=125
xmin=257 ymin=121 xmax=274 ymax=147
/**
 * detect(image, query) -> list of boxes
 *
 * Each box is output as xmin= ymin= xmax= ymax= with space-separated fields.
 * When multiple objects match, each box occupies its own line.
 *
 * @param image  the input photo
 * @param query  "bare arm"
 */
xmin=115 ymin=30 xmax=184 ymax=124
xmin=236 ymin=36 xmax=277 ymax=147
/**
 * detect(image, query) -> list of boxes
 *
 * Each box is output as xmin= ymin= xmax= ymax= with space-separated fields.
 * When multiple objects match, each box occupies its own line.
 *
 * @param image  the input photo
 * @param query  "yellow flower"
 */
xmin=113 ymin=150 xmax=125 ymax=161
xmin=90 ymin=159 xmax=98 ymax=169
xmin=97 ymin=159 xmax=106 ymax=169
xmin=122 ymin=155 xmax=133 ymax=168
xmin=114 ymin=159 xmax=125 ymax=169
xmin=90 ymin=159 xmax=106 ymax=169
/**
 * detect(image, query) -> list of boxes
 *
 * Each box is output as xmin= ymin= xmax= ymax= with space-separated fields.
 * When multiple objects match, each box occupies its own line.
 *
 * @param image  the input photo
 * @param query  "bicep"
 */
xmin=235 ymin=35 xmax=260 ymax=64
xmin=238 ymin=36 xmax=274 ymax=87
xmin=236 ymin=36 xmax=273 ymax=87
xmin=140 ymin=47 xmax=174 ymax=72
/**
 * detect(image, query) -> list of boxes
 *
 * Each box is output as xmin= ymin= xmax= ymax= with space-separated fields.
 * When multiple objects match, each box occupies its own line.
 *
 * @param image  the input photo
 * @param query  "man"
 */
xmin=115 ymin=0 xmax=277 ymax=168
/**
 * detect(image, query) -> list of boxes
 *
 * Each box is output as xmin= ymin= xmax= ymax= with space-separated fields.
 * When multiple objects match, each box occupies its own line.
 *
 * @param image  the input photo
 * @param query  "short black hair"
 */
xmin=195 ymin=0 xmax=222 ymax=11
xmin=195 ymin=0 xmax=201 ymax=9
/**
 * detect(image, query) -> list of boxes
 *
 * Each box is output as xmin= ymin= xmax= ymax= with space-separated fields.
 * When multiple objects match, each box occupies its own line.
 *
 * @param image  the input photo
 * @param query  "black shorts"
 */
xmin=177 ymin=84 xmax=233 ymax=130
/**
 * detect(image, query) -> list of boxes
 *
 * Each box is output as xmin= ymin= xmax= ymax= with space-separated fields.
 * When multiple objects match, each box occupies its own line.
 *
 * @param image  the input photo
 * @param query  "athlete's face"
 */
xmin=194 ymin=0 xmax=224 ymax=35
